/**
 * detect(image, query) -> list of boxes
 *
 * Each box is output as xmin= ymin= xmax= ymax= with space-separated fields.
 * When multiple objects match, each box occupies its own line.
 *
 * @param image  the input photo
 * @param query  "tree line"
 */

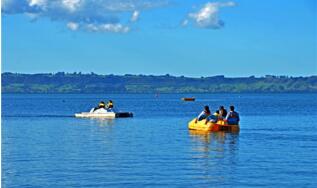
xmin=2 ymin=72 xmax=317 ymax=93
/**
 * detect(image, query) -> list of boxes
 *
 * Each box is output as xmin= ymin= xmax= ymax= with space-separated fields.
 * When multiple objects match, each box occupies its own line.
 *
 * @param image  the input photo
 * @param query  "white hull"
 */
xmin=75 ymin=112 xmax=116 ymax=118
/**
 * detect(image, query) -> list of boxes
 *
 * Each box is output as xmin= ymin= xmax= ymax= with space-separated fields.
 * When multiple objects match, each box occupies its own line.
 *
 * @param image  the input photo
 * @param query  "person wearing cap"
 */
xmin=105 ymin=100 xmax=113 ymax=112
xmin=106 ymin=100 xmax=114 ymax=110
xmin=92 ymin=101 xmax=106 ymax=112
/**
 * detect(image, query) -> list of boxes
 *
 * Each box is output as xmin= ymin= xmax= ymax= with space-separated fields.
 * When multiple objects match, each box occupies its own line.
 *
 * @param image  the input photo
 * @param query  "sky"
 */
xmin=1 ymin=0 xmax=317 ymax=77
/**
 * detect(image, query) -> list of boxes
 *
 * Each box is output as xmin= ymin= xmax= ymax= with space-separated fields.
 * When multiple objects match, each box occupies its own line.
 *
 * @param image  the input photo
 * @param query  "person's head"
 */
xmin=109 ymin=100 xmax=113 ymax=103
xmin=216 ymin=110 xmax=219 ymax=114
xmin=230 ymin=106 xmax=235 ymax=111
xmin=219 ymin=106 xmax=224 ymax=110
xmin=99 ymin=101 xmax=105 ymax=107
xmin=204 ymin=106 xmax=210 ymax=113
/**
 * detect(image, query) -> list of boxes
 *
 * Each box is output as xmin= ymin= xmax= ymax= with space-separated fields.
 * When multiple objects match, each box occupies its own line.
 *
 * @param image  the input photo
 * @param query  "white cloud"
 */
xmin=2 ymin=0 xmax=168 ymax=33
xmin=67 ymin=22 xmax=79 ymax=30
xmin=85 ymin=23 xmax=130 ymax=33
xmin=62 ymin=0 xmax=81 ymax=12
xmin=131 ymin=10 xmax=140 ymax=22
xmin=2 ymin=0 xmax=235 ymax=32
xmin=182 ymin=19 xmax=189 ymax=27
xmin=187 ymin=1 xmax=236 ymax=29
xmin=103 ymin=1 xmax=168 ymax=12
xmin=28 ymin=0 xmax=46 ymax=7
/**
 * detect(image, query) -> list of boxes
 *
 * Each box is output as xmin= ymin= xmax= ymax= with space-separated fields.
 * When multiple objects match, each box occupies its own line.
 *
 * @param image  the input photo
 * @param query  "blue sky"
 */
xmin=2 ymin=0 xmax=317 ymax=77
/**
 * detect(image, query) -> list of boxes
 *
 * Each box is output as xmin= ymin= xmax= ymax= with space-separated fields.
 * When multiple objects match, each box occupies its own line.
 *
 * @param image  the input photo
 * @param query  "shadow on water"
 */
xmin=188 ymin=130 xmax=240 ymax=184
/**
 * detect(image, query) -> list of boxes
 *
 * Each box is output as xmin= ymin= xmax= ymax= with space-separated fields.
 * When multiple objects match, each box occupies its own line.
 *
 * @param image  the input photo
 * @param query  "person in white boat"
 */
xmin=89 ymin=100 xmax=115 ymax=113
xmin=90 ymin=101 xmax=106 ymax=113
xmin=106 ymin=100 xmax=114 ymax=111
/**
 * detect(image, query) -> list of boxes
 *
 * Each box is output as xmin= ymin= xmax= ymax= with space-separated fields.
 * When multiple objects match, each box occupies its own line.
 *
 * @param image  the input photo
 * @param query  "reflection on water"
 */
xmin=88 ymin=118 xmax=115 ymax=127
xmin=189 ymin=130 xmax=239 ymax=146
xmin=188 ymin=130 xmax=239 ymax=184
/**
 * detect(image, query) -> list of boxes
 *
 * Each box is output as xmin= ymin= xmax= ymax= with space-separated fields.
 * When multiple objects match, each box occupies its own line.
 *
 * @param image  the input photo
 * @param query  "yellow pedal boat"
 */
xmin=188 ymin=119 xmax=240 ymax=132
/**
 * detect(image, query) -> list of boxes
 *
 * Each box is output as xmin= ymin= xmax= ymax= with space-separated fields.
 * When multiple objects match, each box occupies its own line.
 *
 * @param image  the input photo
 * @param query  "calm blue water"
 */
xmin=2 ymin=93 xmax=317 ymax=187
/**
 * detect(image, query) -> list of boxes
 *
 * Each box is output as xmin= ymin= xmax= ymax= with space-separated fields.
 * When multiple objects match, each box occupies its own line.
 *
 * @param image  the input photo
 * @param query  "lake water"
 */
xmin=2 ymin=93 xmax=317 ymax=187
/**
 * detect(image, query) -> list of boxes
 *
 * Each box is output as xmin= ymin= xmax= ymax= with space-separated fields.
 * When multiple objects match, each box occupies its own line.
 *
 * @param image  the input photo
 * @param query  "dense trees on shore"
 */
xmin=2 ymin=72 xmax=317 ymax=93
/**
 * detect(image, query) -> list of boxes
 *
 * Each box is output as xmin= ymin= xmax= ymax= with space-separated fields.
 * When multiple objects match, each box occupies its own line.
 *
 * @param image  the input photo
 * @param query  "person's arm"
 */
xmin=197 ymin=111 xmax=205 ymax=121
xmin=225 ymin=112 xmax=230 ymax=120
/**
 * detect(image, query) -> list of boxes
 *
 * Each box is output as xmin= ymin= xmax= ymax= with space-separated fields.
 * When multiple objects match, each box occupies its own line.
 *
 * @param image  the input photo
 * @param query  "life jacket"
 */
xmin=229 ymin=111 xmax=237 ymax=118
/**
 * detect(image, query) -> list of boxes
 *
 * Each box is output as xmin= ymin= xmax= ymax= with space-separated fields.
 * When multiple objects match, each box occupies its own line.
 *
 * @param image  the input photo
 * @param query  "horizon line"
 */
xmin=2 ymin=71 xmax=317 ymax=78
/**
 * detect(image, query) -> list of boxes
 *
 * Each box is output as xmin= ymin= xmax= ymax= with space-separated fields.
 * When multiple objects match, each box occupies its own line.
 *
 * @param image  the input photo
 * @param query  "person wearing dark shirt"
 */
xmin=226 ymin=106 xmax=240 ymax=125
xmin=206 ymin=110 xmax=219 ymax=123
xmin=219 ymin=106 xmax=227 ymax=119
xmin=195 ymin=106 xmax=211 ymax=123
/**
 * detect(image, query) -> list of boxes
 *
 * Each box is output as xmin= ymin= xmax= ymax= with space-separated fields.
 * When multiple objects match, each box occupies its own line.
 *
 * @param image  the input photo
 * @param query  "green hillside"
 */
xmin=2 ymin=72 xmax=317 ymax=93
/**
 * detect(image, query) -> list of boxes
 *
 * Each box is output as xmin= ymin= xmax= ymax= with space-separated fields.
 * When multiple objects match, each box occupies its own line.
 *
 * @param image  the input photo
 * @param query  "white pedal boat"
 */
xmin=75 ymin=112 xmax=116 ymax=118
xmin=75 ymin=108 xmax=133 ymax=118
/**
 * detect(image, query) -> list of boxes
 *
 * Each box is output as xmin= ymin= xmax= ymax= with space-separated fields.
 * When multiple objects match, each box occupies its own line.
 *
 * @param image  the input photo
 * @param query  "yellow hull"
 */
xmin=188 ymin=119 xmax=239 ymax=132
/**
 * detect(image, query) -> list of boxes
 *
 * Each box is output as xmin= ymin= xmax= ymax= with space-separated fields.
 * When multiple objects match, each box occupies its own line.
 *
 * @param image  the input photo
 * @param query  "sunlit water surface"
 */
xmin=2 ymin=93 xmax=317 ymax=187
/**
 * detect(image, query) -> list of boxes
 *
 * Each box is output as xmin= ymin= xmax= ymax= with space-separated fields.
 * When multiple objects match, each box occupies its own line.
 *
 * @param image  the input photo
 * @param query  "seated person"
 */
xmin=106 ymin=100 xmax=114 ymax=111
xmin=195 ymin=106 xmax=211 ymax=123
xmin=206 ymin=110 xmax=219 ymax=123
xmin=225 ymin=106 xmax=240 ymax=125
xmin=219 ymin=106 xmax=227 ymax=119
xmin=91 ymin=101 xmax=106 ymax=112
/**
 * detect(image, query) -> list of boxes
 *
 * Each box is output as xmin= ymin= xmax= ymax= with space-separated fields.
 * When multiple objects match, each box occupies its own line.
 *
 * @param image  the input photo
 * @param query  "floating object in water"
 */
xmin=182 ymin=97 xmax=195 ymax=101
xmin=75 ymin=108 xmax=133 ymax=118
xmin=188 ymin=119 xmax=239 ymax=132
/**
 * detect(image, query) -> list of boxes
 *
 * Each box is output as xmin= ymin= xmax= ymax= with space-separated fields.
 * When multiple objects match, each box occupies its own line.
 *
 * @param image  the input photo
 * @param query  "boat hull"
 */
xmin=188 ymin=119 xmax=239 ymax=132
xmin=75 ymin=112 xmax=133 ymax=118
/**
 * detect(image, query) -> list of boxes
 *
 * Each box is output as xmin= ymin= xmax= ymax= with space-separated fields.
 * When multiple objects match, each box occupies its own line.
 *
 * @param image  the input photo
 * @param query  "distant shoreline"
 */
xmin=2 ymin=72 xmax=317 ymax=94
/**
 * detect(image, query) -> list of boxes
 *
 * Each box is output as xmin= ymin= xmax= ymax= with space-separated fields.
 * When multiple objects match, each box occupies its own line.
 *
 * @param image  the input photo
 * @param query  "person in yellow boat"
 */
xmin=195 ymin=106 xmax=211 ymax=123
xmin=226 ymin=106 xmax=240 ymax=125
xmin=218 ymin=106 xmax=227 ymax=119
xmin=93 ymin=101 xmax=106 ymax=112
xmin=206 ymin=110 xmax=220 ymax=124
xmin=106 ymin=100 xmax=114 ymax=111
